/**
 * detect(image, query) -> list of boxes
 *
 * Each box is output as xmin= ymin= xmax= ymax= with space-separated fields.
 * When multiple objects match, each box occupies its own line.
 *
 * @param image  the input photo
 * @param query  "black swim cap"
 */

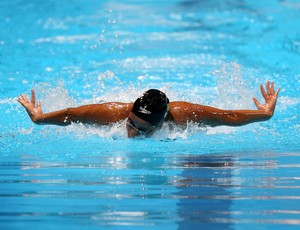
xmin=132 ymin=89 xmax=169 ymax=126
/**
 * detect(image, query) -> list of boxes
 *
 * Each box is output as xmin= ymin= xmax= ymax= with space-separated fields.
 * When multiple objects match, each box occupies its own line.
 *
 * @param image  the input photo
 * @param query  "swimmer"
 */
xmin=17 ymin=81 xmax=280 ymax=138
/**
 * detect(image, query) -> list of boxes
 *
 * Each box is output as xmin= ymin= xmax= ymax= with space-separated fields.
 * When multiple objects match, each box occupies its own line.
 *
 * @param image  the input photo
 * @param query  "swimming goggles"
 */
xmin=126 ymin=117 xmax=148 ymax=135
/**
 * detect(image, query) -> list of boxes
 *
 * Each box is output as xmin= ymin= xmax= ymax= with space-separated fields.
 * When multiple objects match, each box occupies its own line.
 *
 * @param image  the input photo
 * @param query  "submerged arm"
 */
xmin=17 ymin=90 xmax=132 ymax=126
xmin=169 ymin=82 xmax=280 ymax=127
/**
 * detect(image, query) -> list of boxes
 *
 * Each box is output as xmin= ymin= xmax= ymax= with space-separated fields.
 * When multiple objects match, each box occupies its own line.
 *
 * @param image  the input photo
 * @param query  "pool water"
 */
xmin=0 ymin=0 xmax=300 ymax=229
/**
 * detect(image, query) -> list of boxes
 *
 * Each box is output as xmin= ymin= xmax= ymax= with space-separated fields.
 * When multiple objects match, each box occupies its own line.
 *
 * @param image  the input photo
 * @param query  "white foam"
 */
xmin=0 ymin=98 xmax=16 ymax=105
xmin=65 ymin=121 xmax=128 ymax=140
xmin=34 ymin=82 xmax=77 ymax=112
xmin=278 ymin=96 xmax=300 ymax=111
xmin=212 ymin=62 xmax=256 ymax=109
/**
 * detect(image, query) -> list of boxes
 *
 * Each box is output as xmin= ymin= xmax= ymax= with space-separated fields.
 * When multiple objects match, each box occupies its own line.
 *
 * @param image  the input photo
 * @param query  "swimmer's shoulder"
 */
xmin=166 ymin=101 xmax=205 ymax=124
xmin=166 ymin=101 xmax=192 ymax=124
xmin=168 ymin=101 xmax=198 ymax=112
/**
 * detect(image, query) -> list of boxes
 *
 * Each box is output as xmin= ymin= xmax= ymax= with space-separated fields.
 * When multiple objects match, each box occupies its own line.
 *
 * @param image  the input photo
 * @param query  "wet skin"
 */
xmin=17 ymin=82 xmax=280 ymax=138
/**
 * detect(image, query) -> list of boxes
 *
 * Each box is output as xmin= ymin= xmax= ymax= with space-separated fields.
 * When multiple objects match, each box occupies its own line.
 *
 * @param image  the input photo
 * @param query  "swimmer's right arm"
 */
xmin=169 ymin=82 xmax=280 ymax=127
xmin=17 ymin=90 xmax=132 ymax=126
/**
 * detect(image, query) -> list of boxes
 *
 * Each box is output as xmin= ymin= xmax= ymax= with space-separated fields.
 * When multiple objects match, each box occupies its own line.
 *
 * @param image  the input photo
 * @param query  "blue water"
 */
xmin=1 ymin=0 xmax=300 ymax=229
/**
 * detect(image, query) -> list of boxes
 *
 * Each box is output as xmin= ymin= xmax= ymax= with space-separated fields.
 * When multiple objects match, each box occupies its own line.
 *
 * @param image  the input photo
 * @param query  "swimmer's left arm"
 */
xmin=169 ymin=82 xmax=280 ymax=127
xmin=17 ymin=90 xmax=132 ymax=126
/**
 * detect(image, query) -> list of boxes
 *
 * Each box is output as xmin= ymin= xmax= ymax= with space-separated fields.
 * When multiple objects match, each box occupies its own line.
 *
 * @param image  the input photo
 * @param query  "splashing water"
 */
xmin=35 ymin=82 xmax=77 ymax=111
xmin=21 ymin=64 xmax=264 ymax=141
xmin=213 ymin=62 xmax=255 ymax=109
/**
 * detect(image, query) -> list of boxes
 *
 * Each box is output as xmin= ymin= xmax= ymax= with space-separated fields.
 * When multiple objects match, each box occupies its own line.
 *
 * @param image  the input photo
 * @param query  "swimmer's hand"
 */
xmin=252 ymin=82 xmax=280 ymax=116
xmin=17 ymin=90 xmax=43 ymax=123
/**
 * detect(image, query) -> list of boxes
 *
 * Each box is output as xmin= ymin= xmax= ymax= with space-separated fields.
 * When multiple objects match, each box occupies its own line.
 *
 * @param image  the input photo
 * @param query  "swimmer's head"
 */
xmin=132 ymin=89 xmax=169 ymax=126
xmin=126 ymin=89 xmax=169 ymax=137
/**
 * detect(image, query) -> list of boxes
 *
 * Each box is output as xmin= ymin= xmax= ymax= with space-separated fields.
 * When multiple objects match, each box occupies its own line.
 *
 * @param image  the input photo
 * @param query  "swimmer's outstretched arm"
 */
xmin=17 ymin=90 xmax=132 ymax=126
xmin=169 ymin=82 xmax=280 ymax=127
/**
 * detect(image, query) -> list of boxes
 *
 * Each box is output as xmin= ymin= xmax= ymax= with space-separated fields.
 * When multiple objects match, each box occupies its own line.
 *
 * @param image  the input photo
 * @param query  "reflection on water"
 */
xmin=176 ymin=155 xmax=234 ymax=229
xmin=1 ymin=151 xmax=300 ymax=229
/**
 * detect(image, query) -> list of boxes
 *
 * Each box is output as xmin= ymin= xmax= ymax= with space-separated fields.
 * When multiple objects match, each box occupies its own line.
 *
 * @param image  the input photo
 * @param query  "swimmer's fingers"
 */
xmin=266 ymin=81 xmax=272 ymax=95
xmin=267 ymin=81 xmax=277 ymax=96
xmin=252 ymin=97 xmax=261 ymax=110
xmin=17 ymin=94 xmax=29 ymax=106
xmin=275 ymin=87 xmax=280 ymax=98
xmin=31 ymin=89 xmax=36 ymax=106
xmin=270 ymin=82 xmax=275 ymax=95
xmin=260 ymin=83 xmax=268 ymax=101
xmin=17 ymin=90 xmax=39 ymax=109
xmin=17 ymin=94 xmax=27 ymax=103
xmin=37 ymin=101 xmax=42 ymax=110
xmin=17 ymin=95 xmax=23 ymax=104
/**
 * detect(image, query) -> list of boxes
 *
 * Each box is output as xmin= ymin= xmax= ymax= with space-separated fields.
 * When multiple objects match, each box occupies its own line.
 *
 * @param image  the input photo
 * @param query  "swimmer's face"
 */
xmin=126 ymin=112 xmax=164 ymax=138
